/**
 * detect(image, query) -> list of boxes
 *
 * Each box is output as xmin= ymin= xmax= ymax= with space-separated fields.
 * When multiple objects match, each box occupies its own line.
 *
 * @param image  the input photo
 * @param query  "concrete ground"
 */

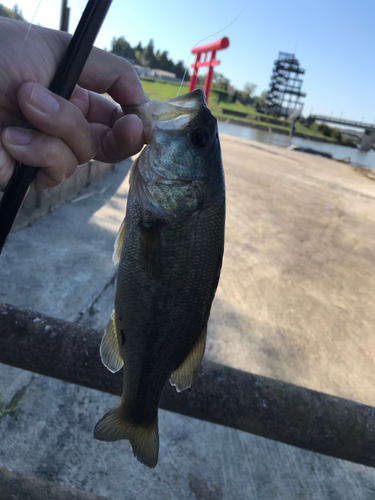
xmin=1 ymin=135 xmax=375 ymax=499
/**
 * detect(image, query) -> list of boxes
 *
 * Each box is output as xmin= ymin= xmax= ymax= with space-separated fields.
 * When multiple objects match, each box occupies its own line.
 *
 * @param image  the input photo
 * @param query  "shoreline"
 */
xmin=215 ymin=115 xmax=357 ymax=147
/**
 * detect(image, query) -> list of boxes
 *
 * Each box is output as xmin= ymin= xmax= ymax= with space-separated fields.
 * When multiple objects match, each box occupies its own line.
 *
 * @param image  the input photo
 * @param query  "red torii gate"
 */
xmin=188 ymin=37 xmax=230 ymax=103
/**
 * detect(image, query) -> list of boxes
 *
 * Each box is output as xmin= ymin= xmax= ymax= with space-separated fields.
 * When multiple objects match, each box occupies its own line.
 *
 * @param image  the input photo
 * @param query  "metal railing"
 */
xmin=1 ymin=301 xmax=375 ymax=469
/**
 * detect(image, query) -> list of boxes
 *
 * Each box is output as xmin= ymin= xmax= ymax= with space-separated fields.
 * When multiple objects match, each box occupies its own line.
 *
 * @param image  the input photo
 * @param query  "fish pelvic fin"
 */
xmin=113 ymin=217 xmax=126 ymax=265
xmin=100 ymin=310 xmax=124 ymax=373
xmin=93 ymin=404 xmax=159 ymax=468
xmin=170 ymin=326 xmax=207 ymax=392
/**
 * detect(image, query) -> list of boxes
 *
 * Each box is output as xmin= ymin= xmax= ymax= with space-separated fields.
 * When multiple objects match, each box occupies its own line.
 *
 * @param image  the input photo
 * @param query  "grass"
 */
xmin=293 ymin=122 xmax=336 ymax=141
xmin=140 ymin=78 xmax=190 ymax=100
xmin=210 ymin=98 xmax=259 ymax=116
xmin=0 ymin=376 xmax=34 ymax=418
xmin=139 ymin=78 xmax=261 ymax=116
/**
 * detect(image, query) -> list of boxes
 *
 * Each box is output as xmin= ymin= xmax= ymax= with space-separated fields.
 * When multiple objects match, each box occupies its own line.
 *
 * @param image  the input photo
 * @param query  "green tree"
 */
xmin=144 ymin=39 xmax=156 ymax=67
xmin=342 ymin=136 xmax=357 ymax=147
xmin=317 ymin=123 xmax=332 ymax=137
xmin=231 ymin=90 xmax=238 ymax=103
xmin=243 ymin=82 xmax=257 ymax=98
xmin=174 ymin=60 xmax=187 ymax=80
xmin=155 ymin=50 xmax=170 ymax=71
xmin=331 ymin=128 xmax=342 ymax=142
xmin=110 ymin=36 xmax=135 ymax=60
xmin=109 ymin=36 xmax=189 ymax=80
xmin=135 ymin=50 xmax=148 ymax=67
xmin=0 ymin=3 xmax=26 ymax=20
xmin=305 ymin=115 xmax=316 ymax=127
xmin=255 ymin=90 xmax=268 ymax=109
xmin=212 ymin=72 xmax=231 ymax=92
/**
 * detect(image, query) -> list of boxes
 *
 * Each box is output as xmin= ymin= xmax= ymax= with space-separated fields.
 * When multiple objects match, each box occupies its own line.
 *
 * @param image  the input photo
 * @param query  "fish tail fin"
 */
xmin=93 ymin=403 xmax=159 ymax=468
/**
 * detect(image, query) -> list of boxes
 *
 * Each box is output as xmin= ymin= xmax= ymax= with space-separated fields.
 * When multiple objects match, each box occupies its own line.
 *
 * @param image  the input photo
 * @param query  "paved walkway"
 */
xmin=1 ymin=137 xmax=375 ymax=499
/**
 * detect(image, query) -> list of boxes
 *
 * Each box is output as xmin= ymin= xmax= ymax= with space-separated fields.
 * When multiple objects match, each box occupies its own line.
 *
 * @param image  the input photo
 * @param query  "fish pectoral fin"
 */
xmin=93 ymin=404 xmax=159 ymax=468
xmin=139 ymin=222 xmax=162 ymax=279
xmin=100 ymin=310 xmax=124 ymax=373
xmin=170 ymin=326 xmax=207 ymax=392
xmin=113 ymin=218 xmax=126 ymax=265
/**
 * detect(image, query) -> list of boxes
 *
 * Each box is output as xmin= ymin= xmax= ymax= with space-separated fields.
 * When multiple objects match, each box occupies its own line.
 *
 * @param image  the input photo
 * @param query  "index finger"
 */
xmin=78 ymin=47 xmax=148 ymax=107
xmin=70 ymin=85 xmax=124 ymax=127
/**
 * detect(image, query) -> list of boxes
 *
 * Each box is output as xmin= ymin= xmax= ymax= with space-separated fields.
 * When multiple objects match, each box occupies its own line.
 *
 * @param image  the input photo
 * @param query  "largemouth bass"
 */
xmin=94 ymin=89 xmax=225 ymax=468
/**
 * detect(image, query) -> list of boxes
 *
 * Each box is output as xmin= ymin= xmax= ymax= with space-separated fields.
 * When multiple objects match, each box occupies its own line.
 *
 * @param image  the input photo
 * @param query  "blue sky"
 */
xmin=3 ymin=0 xmax=375 ymax=122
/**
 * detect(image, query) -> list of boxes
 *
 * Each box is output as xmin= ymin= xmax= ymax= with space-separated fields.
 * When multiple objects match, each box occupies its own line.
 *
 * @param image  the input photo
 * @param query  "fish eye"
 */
xmin=192 ymin=128 xmax=212 ymax=149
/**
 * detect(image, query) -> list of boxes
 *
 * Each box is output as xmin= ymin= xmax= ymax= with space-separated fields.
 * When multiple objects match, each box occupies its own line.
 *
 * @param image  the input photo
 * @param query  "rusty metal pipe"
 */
xmin=1 ymin=302 xmax=375 ymax=468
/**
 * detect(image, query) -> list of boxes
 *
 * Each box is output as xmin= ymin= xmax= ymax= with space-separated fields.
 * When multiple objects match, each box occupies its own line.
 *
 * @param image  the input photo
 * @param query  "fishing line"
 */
xmin=0 ymin=0 xmax=43 ymax=108
xmin=176 ymin=0 xmax=249 ymax=97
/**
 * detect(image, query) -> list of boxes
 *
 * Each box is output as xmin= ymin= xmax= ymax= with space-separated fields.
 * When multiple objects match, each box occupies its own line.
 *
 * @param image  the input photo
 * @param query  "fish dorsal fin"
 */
xmin=93 ymin=403 xmax=159 ymax=468
xmin=113 ymin=218 xmax=126 ymax=265
xmin=170 ymin=326 xmax=207 ymax=392
xmin=100 ymin=310 xmax=124 ymax=373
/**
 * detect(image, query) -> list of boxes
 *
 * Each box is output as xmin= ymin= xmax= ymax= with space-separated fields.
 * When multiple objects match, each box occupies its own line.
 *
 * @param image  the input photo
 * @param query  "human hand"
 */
xmin=0 ymin=18 xmax=148 ymax=191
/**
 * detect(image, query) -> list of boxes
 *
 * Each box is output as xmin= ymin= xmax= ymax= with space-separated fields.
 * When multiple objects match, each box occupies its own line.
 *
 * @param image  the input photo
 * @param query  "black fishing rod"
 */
xmin=0 ymin=0 xmax=113 ymax=253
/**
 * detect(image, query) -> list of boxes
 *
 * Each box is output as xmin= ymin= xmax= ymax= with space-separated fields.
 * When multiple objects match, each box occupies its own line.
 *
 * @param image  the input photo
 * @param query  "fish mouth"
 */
xmin=147 ymin=89 xmax=206 ymax=121
xmin=123 ymin=89 xmax=207 ymax=143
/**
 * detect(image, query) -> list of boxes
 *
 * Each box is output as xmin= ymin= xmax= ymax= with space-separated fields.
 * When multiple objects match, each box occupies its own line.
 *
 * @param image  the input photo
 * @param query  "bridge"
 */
xmin=310 ymin=114 xmax=375 ymax=130
xmin=310 ymin=114 xmax=375 ymax=151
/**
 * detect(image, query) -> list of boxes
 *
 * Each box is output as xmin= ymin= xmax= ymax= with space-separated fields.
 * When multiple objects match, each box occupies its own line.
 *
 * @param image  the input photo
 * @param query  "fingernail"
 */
xmin=4 ymin=127 xmax=32 ymax=145
xmin=30 ymin=84 xmax=59 ymax=114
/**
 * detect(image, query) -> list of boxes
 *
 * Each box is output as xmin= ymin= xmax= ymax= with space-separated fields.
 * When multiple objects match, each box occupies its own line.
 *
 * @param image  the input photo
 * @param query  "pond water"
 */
xmin=217 ymin=121 xmax=375 ymax=170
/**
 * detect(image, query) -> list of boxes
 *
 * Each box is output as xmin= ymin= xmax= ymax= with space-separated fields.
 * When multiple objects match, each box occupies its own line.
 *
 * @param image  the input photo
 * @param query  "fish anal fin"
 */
xmin=100 ymin=310 xmax=124 ymax=373
xmin=113 ymin=218 xmax=126 ymax=265
xmin=170 ymin=327 xmax=207 ymax=392
xmin=93 ymin=404 xmax=159 ymax=468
